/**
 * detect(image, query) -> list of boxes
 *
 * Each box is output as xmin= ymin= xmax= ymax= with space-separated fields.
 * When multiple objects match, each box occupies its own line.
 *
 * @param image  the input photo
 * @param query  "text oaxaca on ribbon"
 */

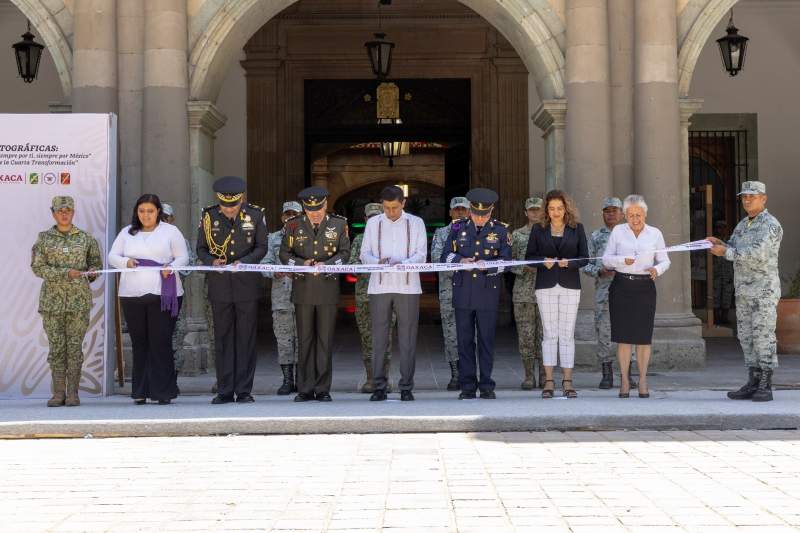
xmin=86 ymin=239 xmax=712 ymax=275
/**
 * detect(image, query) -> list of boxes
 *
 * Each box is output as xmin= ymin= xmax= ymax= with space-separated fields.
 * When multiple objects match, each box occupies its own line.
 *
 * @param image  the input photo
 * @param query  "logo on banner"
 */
xmin=28 ymin=173 xmax=39 ymax=184
xmin=60 ymin=172 xmax=71 ymax=185
xmin=0 ymin=174 xmax=24 ymax=183
xmin=43 ymin=172 xmax=57 ymax=185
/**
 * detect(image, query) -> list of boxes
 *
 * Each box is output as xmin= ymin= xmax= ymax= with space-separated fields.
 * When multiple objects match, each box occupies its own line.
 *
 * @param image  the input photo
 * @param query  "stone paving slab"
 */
xmin=1 ymin=390 xmax=799 ymax=438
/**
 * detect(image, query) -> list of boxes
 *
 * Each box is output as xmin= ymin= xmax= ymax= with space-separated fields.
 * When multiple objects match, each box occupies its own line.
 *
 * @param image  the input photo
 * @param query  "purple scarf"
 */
xmin=135 ymin=258 xmax=179 ymax=318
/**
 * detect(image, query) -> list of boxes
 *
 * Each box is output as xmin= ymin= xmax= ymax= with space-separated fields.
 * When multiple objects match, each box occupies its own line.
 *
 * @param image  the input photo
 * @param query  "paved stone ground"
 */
xmin=157 ymin=330 xmax=800 ymax=395
xmin=2 ymin=430 xmax=800 ymax=532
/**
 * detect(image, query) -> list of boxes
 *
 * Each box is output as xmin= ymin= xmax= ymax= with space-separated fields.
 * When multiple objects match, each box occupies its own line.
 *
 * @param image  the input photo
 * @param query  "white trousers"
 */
xmin=535 ymin=284 xmax=581 ymax=368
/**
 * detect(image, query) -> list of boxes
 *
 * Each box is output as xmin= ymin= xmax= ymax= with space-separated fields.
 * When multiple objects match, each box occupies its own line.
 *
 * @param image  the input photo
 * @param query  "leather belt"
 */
xmin=618 ymin=273 xmax=651 ymax=281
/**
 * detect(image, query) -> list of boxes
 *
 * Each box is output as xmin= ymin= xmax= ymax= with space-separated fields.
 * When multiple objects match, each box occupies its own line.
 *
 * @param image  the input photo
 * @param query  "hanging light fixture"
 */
xmin=12 ymin=20 xmax=45 ymax=83
xmin=716 ymin=9 xmax=749 ymax=77
xmin=365 ymin=1 xmax=394 ymax=79
xmin=380 ymin=141 xmax=410 ymax=167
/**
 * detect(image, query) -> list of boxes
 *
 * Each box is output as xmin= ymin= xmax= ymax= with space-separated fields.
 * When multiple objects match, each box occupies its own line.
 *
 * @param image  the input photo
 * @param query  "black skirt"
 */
xmin=609 ymin=274 xmax=657 ymax=345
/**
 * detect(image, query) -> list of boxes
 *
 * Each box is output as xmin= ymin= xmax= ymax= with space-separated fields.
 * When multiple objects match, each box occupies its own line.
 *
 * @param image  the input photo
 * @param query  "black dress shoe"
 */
xmin=459 ymin=391 xmax=477 ymax=400
xmin=236 ymin=393 xmax=255 ymax=403
xmin=133 ymin=398 xmax=146 ymax=405
xmin=316 ymin=392 xmax=332 ymax=402
xmin=294 ymin=393 xmax=314 ymax=402
xmin=370 ymin=390 xmax=387 ymax=402
xmin=157 ymin=399 xmax=171 ymax=405
xmin=479 ymin=390 xmax=496 ymax=400
xmin=211 ymin=395 xmax=234 ymax=405
xmin=400 ymin=390 xmax=415 ymax=402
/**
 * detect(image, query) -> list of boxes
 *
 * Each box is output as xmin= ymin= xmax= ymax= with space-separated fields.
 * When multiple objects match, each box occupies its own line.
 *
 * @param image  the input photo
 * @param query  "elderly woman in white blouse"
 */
xmin=108 ymin=194 xmax=189 ymax=405
xmin=602 ymin=195 xmax=670 ymax=399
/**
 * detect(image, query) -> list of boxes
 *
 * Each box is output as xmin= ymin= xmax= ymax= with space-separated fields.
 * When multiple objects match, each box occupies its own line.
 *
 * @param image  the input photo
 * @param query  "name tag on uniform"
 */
xmin=241 ymin=222 xmax=255 ymax=231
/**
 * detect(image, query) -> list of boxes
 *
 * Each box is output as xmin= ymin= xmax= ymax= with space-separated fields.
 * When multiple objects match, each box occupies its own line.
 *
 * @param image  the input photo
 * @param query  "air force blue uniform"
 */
xmin=440 ymin=217 xmax=512 ymax=394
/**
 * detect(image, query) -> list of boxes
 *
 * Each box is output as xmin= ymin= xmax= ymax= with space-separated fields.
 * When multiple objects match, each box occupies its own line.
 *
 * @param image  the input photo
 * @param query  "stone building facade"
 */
xmin=2 ymin=0 xmax=797 ymax=375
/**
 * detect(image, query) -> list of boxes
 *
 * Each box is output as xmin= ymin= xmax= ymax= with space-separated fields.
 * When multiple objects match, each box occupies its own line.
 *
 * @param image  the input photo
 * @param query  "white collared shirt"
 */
xmin=602 ymin=223 xmax=671 ymax=276
xmin=108 ymin=222 xmax=190 ymax=297
xmin=360 ymin=211 xmax=427 ymax=294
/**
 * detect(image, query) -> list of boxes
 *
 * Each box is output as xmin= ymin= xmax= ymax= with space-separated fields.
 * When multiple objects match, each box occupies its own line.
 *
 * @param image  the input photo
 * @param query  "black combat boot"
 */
xmin=599 ymin=361 xmax=613 ymax=389
xmin=727 ymin=367 xmax=761 ymax=400
xmin=751 ymin=368 xmax=773 ymax=402
xmin=447 ymin=361 xmax=460 ymax=391
xmin=277 ymin=364 xmax=296 ymax=395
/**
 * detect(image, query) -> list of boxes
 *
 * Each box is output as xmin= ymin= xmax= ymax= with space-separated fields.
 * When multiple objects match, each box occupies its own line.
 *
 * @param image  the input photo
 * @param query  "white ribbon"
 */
xmin=85 ymin=240 xmax=711 ymax=275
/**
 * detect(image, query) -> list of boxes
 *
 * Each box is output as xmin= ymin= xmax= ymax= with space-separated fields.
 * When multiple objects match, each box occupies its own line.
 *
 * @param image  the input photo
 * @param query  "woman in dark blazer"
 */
xmin=525 ymin=190 xmax=589 ymax=399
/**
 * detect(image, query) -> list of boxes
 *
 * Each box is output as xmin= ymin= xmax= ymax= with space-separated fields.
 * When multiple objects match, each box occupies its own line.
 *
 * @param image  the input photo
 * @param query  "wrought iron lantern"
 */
xmin=716 ymin=10 xmax=748 ymax=77
xmin=365 ymin=32 xmax=394 ymax=80
xmin=12 ymin=20 xmax=45 ymax=83
xmin=380 ymin=141 xmax=410 ymax=167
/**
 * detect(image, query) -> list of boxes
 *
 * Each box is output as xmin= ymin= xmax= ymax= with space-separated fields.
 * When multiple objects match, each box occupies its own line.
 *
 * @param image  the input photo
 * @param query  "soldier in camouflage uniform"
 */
xmin=582 ymin=197 xmax=627 ymax=389
xmin=261 ymin=201 xmax=302 ymax=395
xmin=511 ymin=197 xmax=545 ymax=390
xmin=712 ymin=220 xmax=734 ymax=325
xmin=31 ymin=196 xmax=102 ymax=407
xmin=431 ymin=197 xmax=471 ymax=391
xmin=710 ymin=181 xmax=783 ymax=402
xmin=350 ymin=203 xmax=394 ymax=393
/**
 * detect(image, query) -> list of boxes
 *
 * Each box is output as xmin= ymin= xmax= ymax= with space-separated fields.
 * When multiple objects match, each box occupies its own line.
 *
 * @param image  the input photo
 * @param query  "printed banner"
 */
xmin=0 ymin=114 xmax=116 ymax=399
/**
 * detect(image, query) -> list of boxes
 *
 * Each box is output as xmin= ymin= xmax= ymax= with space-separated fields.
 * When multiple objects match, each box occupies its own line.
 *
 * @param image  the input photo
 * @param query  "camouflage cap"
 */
xmin=602 ymin=197 xmax=623 ymax=209
xmin=364 ymin=202 xmax=383 ymax=218
xmin=282 ymin=201 xmax=302 ymax=214
xmin=51 ymin=195 xmax=74 ymax=211
xmin=449 ymin=197 xmax=470 ymax=209
xmin=738 ymin=180 xmax=766 ymax=195
xmin=525 ymin=197 xmax=544 ymax=210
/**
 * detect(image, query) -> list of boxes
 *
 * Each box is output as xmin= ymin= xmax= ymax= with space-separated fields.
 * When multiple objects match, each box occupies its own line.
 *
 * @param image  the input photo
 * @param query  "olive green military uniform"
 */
xmin=280 ymin=212 xmax=350 ymax=397
xmin=31 ymin=223 xmax=102 ymax=403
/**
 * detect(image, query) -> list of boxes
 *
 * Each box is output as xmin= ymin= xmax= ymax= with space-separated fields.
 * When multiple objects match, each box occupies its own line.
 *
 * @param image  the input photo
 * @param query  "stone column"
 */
xmin=186 ymin=101 xmax=227 ymax=376
xmin=565 ymin=0 xmax=613 ymax=228
xmin=609 ymin=0 xmax=634 ymax=196
xmin=142 ymin=0 xmax=190 ymax=234
xmin=680 ymin=97 xmax=704 ymax=314
xmin=532 ymin=99 xmax=567 ymax=192
xmin=634 ymin=0 xmax=704 ymax=367
xmin=117 ymin=0 xmax=144 ymax=223
xmin=72 ymin=0 xmax=117 ymax=113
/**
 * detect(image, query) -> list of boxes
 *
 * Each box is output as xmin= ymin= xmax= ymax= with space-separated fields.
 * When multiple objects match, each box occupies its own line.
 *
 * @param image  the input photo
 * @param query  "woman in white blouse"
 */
xmin=108 ymin=194 xmax=189 ymax=404
xmin=602 ymin=195 xmax=670 ymax=398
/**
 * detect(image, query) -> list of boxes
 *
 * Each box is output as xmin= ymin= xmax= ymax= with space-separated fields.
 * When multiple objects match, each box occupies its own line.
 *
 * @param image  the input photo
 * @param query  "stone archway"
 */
xmin=678 ymin=0 xmax=741 ymax=97
xmin=8 ymin=0 xmax=73 ymax=98
xmin=188 ymin=0 xmax=565 ymax=102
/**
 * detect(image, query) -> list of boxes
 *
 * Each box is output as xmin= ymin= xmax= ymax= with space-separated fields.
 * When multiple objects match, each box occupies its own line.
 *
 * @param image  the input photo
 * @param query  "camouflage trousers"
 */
xmin=594 ymin=300 xmax=615 ymax=364
xmin=41 ymin=311 xmax=90 ymax=372
xmin=272 ymin=308 xmax=298 ymax=365
xmin=172 ymin=300 xmax=187 ymax=373
xmin=736 ymin=295 xmax=779 ymax=370
xmin=204 ymin=278 xmax=215 ymax=366
xmin=439 ymin=299 xmax=459 ymax=363
xmin=513 ymin=301 xmax=543 ymax=364
xmin=355 ymin=297 xmax=393 ymax=361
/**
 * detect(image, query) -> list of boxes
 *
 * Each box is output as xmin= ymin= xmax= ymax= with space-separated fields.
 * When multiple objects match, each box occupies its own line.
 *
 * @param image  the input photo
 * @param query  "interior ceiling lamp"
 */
xmin=365 ymin=0 xmax=394 ymax=80
xmin=716 ymin=9 xmax=749 ymax=77
xmin=12 ymin=20 xmax=45 ymax=83
xmin=380 ymin=141 xmax=410 ymax=168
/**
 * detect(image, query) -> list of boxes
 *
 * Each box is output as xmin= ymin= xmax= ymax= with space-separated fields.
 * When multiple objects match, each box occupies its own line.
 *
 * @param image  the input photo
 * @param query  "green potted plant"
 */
xmin=777 ymin=269 xmax=800 ymax=354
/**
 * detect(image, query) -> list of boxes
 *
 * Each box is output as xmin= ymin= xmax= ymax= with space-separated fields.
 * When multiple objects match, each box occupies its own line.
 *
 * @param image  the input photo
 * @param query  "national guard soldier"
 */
xmin=280 ymin=186 xmax=351 ymax=402
xmin=431 ymin=196 xmax=470 ymax=391
xmin=581 ymin=197 xmax=623 ymax=389
xmin=511 ymin=197 xmax=545 ymax=390
xmin=709 ymin=181 xmax=783 ymax=402
xmin=261 ymin=201 xmax=302 ymax=395
xmin=31 ymin=196 xmax=102 ymax=407
xmin=349 ymin=202 xmax=395 ymax=393
xmin=440 ymin=188 xmax=512 ymax=399
xmin=197 ymin=176 xmax=268 ymax=404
